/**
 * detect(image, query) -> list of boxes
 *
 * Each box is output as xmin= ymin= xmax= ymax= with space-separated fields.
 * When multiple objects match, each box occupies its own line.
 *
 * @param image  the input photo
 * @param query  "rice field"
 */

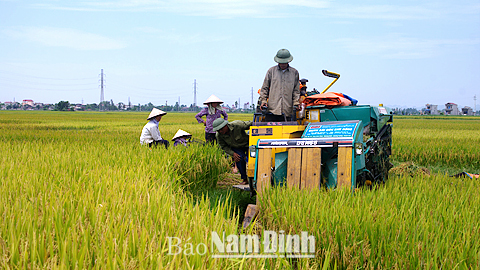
xmin=393 ymin=116 xmax=480 ymax=172
xmin=0 ymin=111 xmax=479 ymax=269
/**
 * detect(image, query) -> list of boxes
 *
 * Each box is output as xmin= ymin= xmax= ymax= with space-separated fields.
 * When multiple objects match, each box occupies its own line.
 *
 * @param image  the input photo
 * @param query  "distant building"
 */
xmin=461 ymin=106 xmax=473 ymax=116
xmin=222 ymin=106 xmax=231 ymax=112
xmin=32 ymin=103 xmax=44 ymax=110
xmin=444 ymin=102 xmax=460 ymax=115
xmin=23 ymin=99 xmax=34 ymax=106
xmin=74 ymin=104 xmax=85 ymax=111
xmin=425 ymin=104 xmax=439 ymax=115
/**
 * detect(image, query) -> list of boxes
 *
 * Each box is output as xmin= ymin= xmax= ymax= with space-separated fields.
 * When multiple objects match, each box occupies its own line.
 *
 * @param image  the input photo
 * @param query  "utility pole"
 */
xmin=178 ymin=96 xmax=180 ymax=111
xmin=99 ymin=69 xmax=105 ymax=111
xmin=193 ymin=79 xmax=197 ymax=109
xmin=251 ymin=87 xmax=254 ymax=111
xmin=475 ymin=95 xmax=477 ymax=116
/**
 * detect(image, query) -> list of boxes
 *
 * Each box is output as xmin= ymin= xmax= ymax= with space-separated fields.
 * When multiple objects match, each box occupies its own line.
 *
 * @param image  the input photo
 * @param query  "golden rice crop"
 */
xmin=1 ymin=111 xmax=479 ymax=269
xmin=0 ymin=111 xmax=243 ymax=269
xmin=392 ymin=116 xmax=480 ymax=171
xmin=260 ymin=174 xmax=480 ymax=269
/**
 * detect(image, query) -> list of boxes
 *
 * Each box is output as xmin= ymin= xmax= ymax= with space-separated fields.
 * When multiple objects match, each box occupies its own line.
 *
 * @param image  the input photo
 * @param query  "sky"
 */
xmin=1 ymin=0 xmax=479 ymax=110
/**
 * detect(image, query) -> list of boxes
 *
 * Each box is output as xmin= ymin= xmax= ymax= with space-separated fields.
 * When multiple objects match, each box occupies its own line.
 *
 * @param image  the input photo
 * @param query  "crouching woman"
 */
xmin=213 ymin=118 xmax=252 ymax=185
xmin=140 ymin=108 xmax=169 ymax=149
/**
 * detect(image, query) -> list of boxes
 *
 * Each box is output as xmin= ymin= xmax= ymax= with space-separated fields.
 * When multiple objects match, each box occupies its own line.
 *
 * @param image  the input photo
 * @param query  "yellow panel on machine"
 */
xmin=247 ymin=123 xmax=306 ymax=179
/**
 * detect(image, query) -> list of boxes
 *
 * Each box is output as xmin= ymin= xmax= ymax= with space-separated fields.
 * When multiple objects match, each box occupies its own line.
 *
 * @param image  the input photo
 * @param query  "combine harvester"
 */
xmin=241 ymin=70 xmax=393 ymax=227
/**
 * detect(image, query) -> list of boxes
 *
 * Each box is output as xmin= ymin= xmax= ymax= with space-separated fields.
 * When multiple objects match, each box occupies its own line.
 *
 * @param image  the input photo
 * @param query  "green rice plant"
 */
xmin=259 ymin=174 xmax=480 ymax=269
xmin=169 ymin=144 xmax=231 ymax=191
xmin=392 ymin=116 xmax=480 ymax=172
xmin=1 ymin=111 xmax=478 ymax=269
xmin=0 ymin=111 xmax=253 ymax=269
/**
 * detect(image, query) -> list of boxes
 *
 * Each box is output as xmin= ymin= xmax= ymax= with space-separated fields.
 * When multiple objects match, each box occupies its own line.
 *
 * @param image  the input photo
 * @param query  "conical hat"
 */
xmin=147 ymin=108 xmax=167 ymax=120
xmin=171 ymin=129 xmax=191 ymax=141
xmin=203 ymin=94 xmax=223 ymax=105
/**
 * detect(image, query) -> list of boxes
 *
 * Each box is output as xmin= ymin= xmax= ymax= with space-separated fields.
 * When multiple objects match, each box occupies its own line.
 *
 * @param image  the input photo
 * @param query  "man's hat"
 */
xmin=147 ymin=108 xmax=167 ymax=120
xmin=203 ymin=95 xmax=224 ymax=105
xmin=212 ymin=118 xmax=228 ymax=132
xmin=274 ymin=49 xmax=293 ymax=64
xmin=171 ymin=129 xmax=191 ymax=141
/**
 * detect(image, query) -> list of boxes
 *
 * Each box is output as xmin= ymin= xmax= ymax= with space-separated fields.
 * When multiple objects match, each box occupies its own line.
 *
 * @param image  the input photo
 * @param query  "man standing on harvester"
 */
xmin=260 ymin=48 xmax=301 ymax=122
xmin=212 ymin=118 xmax=252 ymax=185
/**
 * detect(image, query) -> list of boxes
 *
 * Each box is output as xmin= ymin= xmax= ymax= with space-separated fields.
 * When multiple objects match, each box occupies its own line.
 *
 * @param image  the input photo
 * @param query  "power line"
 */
xmin=0 ymin=81 xmax=97 ymax=91
xmin=0 ymin=76 xmax=97 ymax=87
xmin=106 ymin=82 xmax=190 ymax=96
xmin=0 ymin=69 xmax=96 ymax=81
xmin=0 ymin=74 xmax=98 ymax=89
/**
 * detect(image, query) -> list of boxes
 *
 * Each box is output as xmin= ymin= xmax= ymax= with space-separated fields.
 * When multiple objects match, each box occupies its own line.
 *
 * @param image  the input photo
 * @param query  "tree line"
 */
xmin=1 ymin=100 xmax=254 ymax=112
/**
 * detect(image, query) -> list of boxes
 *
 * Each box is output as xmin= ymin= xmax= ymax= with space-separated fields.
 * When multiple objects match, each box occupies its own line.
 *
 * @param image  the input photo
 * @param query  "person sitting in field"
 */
xmin=139 ymin=108 xmax=169 ymax=149
xmin=195 ymin=95 xmax=228 ymax=144
xmin=171 ymin=129 xmax=192 ymax=147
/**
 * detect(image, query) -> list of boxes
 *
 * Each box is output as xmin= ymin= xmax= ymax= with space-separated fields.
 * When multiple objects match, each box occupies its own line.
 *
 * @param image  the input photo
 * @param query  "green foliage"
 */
xmin=54 ymin=100 xmax=71 ymax=111
xmin=392 ymin=116 xmax=480 ymax=172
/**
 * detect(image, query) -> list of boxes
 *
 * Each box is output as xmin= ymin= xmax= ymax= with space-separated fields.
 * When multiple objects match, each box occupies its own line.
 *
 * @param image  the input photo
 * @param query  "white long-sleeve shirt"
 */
xmin=139 ymin=119 xmax=163 ymax=145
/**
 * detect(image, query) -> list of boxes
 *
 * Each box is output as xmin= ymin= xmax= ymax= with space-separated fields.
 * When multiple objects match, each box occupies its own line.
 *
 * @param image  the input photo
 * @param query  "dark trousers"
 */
xmin=205 ymin=133 xmax=217 ymax=144
xmin=149 ymin=139 xmax=169 ymax=149
xmin=265 ymin=113 xmax=291 ymax=122
xmin=232 ymin=147 xmax=248 ymax=181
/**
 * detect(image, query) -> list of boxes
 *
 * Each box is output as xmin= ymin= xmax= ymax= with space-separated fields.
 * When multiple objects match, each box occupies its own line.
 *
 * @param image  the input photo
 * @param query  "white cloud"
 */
xmin=333 ymin=35 xmax=480 ymax=59
xmin=330 ymin=5 xmax=441 ymax=20
xmin=3 ymin=27 xmax=127 ymax=50
xmin=133 ymin=27 xmax=229 ymax=43
xmin=32 ymin=0 xmax=330 ymax=18
xmin=29 ymin=1 xmax=480 ymax=20
xmin=330 ymin=2 xmax=480 ymax=20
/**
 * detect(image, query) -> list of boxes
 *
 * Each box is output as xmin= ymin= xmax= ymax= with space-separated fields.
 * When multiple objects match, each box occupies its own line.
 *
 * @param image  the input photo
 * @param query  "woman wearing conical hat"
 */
xmin=171 ymin=129 xmax=192 ymax=147
xmin=195 ymin=94 xmax=228 ymax=144
xmin=139 ymin=108 xmax=169 ymax=148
